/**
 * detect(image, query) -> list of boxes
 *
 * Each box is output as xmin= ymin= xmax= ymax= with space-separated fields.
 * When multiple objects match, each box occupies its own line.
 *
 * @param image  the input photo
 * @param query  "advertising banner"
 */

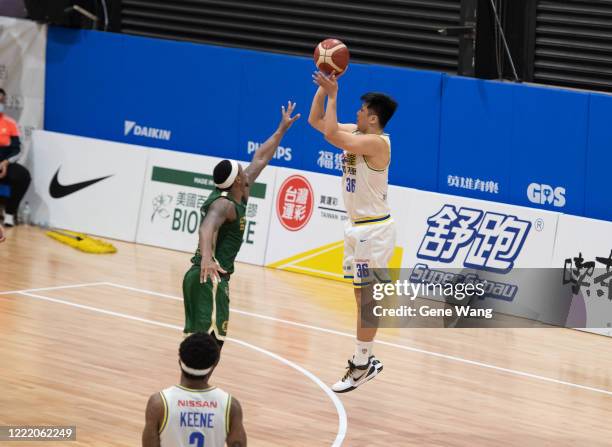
xmin=401 ymin=190 xmax=561 ymax=322
xmin=136 ymin=149 xmax=275 ymax=265
xmin=265 ymin=168 xmax=408 ymax=282
xmin=551 ymin=214 xmax=612 ymax=336
xmin=0 ymin=17 xmax=46 ymax=164
xmin=26 ymin=131 xmax=148 ymax=241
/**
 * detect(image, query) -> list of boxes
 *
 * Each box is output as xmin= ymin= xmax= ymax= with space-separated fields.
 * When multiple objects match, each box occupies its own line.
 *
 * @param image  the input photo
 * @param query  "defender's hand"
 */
xmin=278 ymin=101 xmax=300 ymax=132
xmin=200 ymin=259 xmax=227 ymax=284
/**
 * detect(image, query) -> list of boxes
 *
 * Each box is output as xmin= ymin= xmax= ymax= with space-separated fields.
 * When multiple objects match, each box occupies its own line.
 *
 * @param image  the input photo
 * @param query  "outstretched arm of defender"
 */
xmin=198 ymin=199 xmax=236 ymax=284
xmin=244 ymin=101 xmax=300 ymax=185
xmin=226 ymin=397 xmax=247 ymax=447
xmin=142 ymin=393 xmax=163 ymax=447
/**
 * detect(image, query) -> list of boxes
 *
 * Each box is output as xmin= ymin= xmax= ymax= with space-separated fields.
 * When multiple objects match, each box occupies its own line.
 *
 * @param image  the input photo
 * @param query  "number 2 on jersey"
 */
xmin=345 ymin=177 xmax=356 ymax=193
xmin=189 ymin=432 xmax=205 ymax=447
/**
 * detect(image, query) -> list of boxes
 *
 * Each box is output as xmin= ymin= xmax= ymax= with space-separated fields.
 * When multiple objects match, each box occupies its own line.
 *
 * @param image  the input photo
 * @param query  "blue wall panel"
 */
xmin=438 ymin=76 xmax=514 ymax=202
xmin=236 ymin=50 xmax=313 ymax=170
xmin=508 ymin=85 xmax=589 ymax=215
xmin=45 ymin=28 xmax=126 ymax=141
xmin=45 ymin=27 xmax=441 ymax=188
xmin=121 ymin=35 xmax=241 ymax=158
xmin=45 ymin=27 xmax=611 ymax=221
xmin=368 ymin=66 xmax=442 ymax=190
xmin=585 ymin=93 xmax=612 ymax=221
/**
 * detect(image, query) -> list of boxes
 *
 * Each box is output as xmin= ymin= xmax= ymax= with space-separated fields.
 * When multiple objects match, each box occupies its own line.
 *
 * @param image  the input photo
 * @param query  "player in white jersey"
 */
xmin=142 ymin=333 xmax=246 ymax=447
xmin=309 ymin=71 xmax=398 ymax=393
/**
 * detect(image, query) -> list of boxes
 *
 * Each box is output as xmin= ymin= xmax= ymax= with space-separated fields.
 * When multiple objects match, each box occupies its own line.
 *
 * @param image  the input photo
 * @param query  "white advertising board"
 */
xmin=26 ymin=130 xmax=148 ymax=241
xmin=136 ymin=149 xmax=275 ymax=265
xmin=551 ymin=214 xmax=612 ymax=336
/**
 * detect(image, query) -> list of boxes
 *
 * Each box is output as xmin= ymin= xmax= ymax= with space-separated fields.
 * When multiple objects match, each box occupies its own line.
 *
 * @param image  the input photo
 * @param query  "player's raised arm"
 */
xmin=313 ymin=72 xmax=381 ymax=156
xmin=226 ymin=396 xmax=247 ymax=447
xmin=198 ymin=199 xmax=236 ymax=284
xmin=244 ymin=101 xmax=299 ymax=185
xmin=141 ymin=393 xmax=163 ymax=447
xmin=308 ymin=85 xmax=327 ymax=133
xmin=309 ymin=75 xmax=357 ymax=135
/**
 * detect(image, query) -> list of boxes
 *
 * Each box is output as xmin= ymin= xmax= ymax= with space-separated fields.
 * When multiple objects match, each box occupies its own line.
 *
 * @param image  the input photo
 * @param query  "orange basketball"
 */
xmin=313 ymin=38 xmax=350 ymax=76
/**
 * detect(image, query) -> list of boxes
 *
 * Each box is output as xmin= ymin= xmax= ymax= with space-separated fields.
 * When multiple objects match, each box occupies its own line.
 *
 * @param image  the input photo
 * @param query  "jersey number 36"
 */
xmin=345 ymin=177 xmax=356 ymax=193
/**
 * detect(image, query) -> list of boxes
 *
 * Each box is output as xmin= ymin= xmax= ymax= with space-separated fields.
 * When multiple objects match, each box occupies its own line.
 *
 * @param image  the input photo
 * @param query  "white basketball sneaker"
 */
xmin=331 ymin=355 xmax=383 ymax=393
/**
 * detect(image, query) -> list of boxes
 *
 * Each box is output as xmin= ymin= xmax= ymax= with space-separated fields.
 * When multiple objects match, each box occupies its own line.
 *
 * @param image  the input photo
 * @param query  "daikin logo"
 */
xmin=124 ymin=120 xmax=172 ymax=141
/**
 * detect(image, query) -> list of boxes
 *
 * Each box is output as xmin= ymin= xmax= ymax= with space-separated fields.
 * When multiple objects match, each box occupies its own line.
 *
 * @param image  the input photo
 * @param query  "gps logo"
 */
xmin=527 ymin=183 xmax=566 ymax=207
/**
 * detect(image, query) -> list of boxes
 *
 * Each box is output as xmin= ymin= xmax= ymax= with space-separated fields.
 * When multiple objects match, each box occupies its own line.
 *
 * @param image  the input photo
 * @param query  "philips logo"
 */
xmin=527 ymin=183 xmax=566 ymax=208
xmin=247 ymin=141 xmax=292 ymax=161
xmin=124 ymin=120 xmax=172 ymax=141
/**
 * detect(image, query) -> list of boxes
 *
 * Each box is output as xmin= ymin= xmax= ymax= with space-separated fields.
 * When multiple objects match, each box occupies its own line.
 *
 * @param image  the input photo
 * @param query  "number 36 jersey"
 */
xmin=160 ymin=385 xmax=231 ymax=447
xmin=341 ymin=132 xmax=391 ymax=222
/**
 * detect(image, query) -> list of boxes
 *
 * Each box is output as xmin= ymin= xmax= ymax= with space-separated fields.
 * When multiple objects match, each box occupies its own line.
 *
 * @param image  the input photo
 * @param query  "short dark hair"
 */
xmin=0 ymin=88 xmax=5 ymax=97
xmin=179 ymin=333 xmax=220 ymax=380
xmin=360 ymin=92 xmax=398 ymax=128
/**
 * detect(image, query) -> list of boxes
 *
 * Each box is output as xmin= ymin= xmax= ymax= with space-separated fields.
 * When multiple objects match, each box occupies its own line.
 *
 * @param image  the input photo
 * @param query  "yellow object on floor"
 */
xmin=46 ymin=229 xmax=117 ymax=254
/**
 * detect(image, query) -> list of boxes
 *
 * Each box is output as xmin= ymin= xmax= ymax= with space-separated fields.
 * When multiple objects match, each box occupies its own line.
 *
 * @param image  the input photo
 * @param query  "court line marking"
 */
xmin=0 ymin=282 xmax=108 ymax=296
xmin=282 ymin=265 xmax=346 ymax=279
xmin=4 ymin=281 xmax=611 ymax=397
xmin=6 ymin=291 xmax=347 ymax=447
xmin=104 ymin=282 xmax=612 ymax=397
xmin=276 ymin=242 xmax=344 ymax=270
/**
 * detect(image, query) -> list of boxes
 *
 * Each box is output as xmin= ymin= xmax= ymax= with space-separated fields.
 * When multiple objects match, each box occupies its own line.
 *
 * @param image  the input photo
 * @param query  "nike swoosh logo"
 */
xmin=49 ymin=167 xmax=113 ymax=198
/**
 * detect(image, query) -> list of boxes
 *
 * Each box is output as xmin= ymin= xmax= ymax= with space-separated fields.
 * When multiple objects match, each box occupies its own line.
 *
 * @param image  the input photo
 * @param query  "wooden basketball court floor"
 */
xmin=1 ymin=226 xmax=612 ymax=446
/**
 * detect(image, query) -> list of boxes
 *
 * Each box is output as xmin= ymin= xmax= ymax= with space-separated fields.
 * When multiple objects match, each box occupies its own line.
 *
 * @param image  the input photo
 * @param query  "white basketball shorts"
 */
xmin=343 ymin=217 xmax=396 ymax=288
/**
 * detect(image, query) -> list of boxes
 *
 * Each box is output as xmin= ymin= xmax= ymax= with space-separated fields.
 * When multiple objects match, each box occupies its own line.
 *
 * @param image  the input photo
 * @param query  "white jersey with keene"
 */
xmin=341 ymin=132 xmax=391 ymax=221
xmin=159 ymin=385 xmax=231 ymax=447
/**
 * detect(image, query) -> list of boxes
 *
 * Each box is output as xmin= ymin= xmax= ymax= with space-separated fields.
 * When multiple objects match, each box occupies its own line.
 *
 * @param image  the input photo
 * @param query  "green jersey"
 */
xmin=191 ymin=189 xmax=247 ymax=275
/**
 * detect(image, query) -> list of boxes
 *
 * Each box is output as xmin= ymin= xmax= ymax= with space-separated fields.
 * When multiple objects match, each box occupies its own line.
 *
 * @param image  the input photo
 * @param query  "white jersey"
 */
xmin=159 ymin=385 xmax=231 ymax=447
xmin=341 ymin=132 xmax=391 ymax=223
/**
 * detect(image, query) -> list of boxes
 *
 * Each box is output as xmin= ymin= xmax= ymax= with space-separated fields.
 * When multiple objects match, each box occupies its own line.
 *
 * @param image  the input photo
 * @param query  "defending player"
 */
xmin=309 ymin=71 xmax=398 ymax=393
xmin=142 ymin=333 xmax=247 ymax=447
xmin=183 ymin=101 xmax=299 ymax=347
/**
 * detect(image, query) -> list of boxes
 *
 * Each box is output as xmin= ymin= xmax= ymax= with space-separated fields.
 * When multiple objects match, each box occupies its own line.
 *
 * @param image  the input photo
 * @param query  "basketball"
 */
xmin=313 ymin=38 xmax=350 ymax=76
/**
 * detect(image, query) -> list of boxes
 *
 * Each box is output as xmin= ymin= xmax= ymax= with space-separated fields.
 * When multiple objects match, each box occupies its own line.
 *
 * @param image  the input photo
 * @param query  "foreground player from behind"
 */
xmin=142 ymin=333 xmax=247 ymax=447
xmin=309 ymin=72 xmax=398 ymax=393
xmin=183 ymin=102 xmax=299 ymax=347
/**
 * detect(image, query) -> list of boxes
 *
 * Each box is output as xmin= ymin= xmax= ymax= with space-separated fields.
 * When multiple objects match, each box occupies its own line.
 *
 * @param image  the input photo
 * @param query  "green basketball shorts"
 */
xmin=182 ymin=265 xmax=230 ymax=340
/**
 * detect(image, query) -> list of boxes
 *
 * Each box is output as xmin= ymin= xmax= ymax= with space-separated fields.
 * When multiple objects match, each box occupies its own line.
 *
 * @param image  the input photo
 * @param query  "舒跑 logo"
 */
xmin=276 ymin=175 xmax=314 ymax=231
xmin=417 ymin=205 xmax=531 ymax=273
xmin=527 ymin=183 xmax=566 ymax=207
